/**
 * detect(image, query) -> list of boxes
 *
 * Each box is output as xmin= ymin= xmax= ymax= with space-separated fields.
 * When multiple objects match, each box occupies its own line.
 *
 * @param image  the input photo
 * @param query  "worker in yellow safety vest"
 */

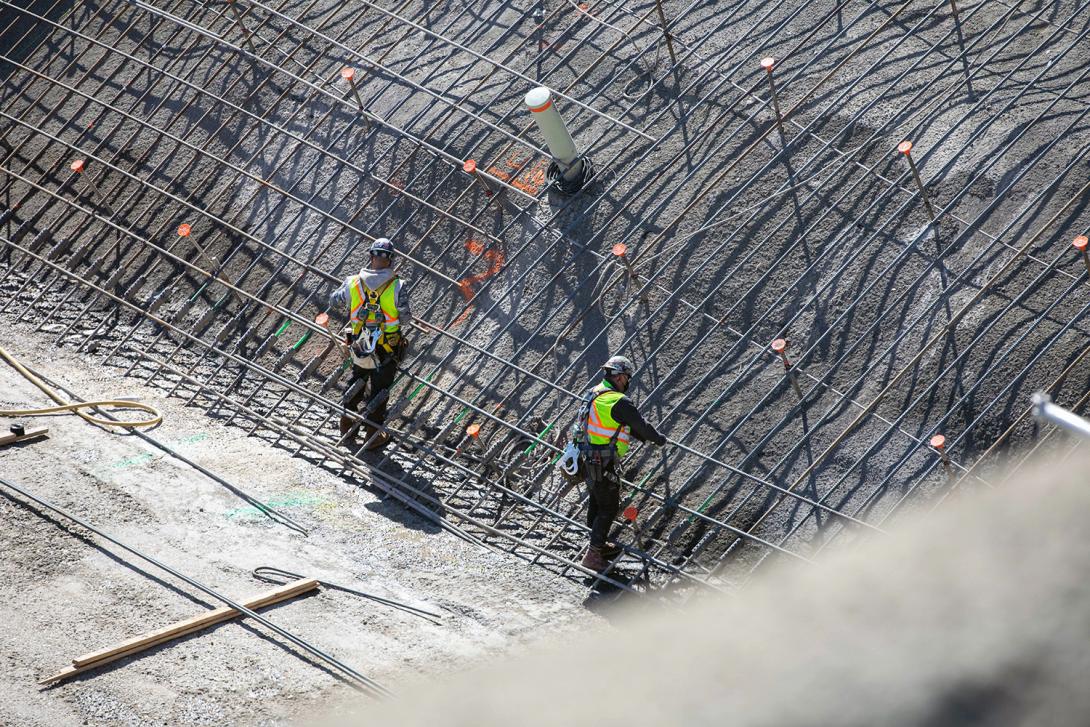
xmin=579 ymin=354 xmax=666 ymax=572
xmin=329 ymin=238 xmax=412 ymax=451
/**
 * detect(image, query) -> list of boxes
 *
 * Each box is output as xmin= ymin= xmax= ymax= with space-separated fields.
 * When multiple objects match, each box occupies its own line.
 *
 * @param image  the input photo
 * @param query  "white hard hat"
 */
xmin=602 ymin=354 xmax=636 ymax=376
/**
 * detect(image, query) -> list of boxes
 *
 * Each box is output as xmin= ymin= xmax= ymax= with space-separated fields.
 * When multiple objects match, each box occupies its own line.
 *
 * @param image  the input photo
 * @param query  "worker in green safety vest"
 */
xmin=579 ymin=354 xmax=666 ymax=572
xmin=329 ymin=238 xmax=412 ymax=452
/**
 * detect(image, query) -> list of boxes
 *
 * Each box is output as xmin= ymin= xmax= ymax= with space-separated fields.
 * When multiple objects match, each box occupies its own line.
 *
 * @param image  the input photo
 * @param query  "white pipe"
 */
xmin=1031 ymin=392 xmax=1090 ymax=440
xmin=524 ymin=86 xmax=584 ymax=182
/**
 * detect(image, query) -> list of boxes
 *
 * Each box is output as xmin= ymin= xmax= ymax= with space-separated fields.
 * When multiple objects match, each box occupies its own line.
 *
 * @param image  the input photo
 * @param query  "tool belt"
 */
xmin=579 ymin=443 xmax=617 ymax=482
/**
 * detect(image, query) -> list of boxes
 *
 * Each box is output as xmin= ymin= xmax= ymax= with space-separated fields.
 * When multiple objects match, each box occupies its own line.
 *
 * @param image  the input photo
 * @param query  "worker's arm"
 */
xmin=611 ymin=397 xmax=666 ymax=445
xmin=328 ymin=281 xmax=351 ymax=320
xmin=395 ymin=278 xmax=413 ymax=327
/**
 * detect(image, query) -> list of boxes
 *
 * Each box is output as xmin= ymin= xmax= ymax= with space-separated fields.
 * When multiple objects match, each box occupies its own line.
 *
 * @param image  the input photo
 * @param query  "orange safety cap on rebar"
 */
xmin=1073 ymin=235 xmax=1088 ymax=251
xmin=177 ymin=223 xmax=191 ymax=237
xmin=70 ymin=159 xmax=85 ymax=173
xmin=930 ymin=434 xmax=945 ymax=449
xmin=340 ymin=67 xmax=355 ymax=81
xmin=771 ymin=338 xmax=787 ymax=352
xmin=623 ymin=505 xmax=638 ymax=522
xmin=897 ymin=140 xmax=913 ymax=155
xmin=760 ymin=57 xmax=775 ymax=72
xmin=466 ymin=423 xmax=481 ymax=438
xmin=612 ymin=242 xmax=627 ymax=257
xmin=463 ymin=159 xmax=477 ymax=174
xmin=315 ymin=312 xmax=329 ymax=327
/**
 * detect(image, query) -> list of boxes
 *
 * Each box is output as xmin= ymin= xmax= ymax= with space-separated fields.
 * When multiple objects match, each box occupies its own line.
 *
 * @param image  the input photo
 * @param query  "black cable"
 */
xmin=0 ymin=475 xmax=389 ymax=696
xmin=252 ymin=566 xmax=444 ymax=624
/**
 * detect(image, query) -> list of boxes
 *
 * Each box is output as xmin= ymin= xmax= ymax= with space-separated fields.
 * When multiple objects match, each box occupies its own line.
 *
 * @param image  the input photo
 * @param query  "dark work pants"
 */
xmin=584 ymin=456 xmax=621 ymax=548
xmin=343 ymin=360 xmax=397 ymax=426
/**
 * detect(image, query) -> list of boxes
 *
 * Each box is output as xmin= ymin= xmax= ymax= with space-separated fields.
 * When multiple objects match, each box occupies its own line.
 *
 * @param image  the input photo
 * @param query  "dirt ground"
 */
xmin=0 ymin=328 xmax=598 ymax=726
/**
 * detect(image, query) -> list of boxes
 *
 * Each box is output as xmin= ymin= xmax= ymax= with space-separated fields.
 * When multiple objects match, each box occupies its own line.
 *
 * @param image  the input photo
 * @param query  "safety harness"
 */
xmin=349 ymin=278 xmax=399 ymax=358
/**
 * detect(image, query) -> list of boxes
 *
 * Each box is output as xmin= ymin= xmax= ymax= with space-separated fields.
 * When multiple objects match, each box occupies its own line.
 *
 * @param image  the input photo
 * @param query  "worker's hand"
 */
xmin=397 ymin=336 xmax=409 ymax=362
xmin=653 ymin=432 xmax=667 ymax=446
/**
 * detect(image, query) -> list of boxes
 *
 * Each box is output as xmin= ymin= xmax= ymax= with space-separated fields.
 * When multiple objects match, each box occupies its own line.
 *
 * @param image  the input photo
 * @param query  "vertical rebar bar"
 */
xmin=948 ymin=0 xmax=976 ymax=100
xmin=897 ymin=140 xmax=936 ymax=222
xmin=930 ymin=433 xmax=951 ymax=479
xmin=654 ymin=0 xmax=678 ymax=66
xmin=463 ymin=159 xmax=501 ymax=209
xmin=760 ymin=57 xmax=785 ymax=143
xmin=1073 ymin=235 xmax=1089 ymax=277
xmin=771 ymin=338 xmax=802 ymax=398
xmin=225 ymin=0 xmax=258 ymax=54
xmin=340 ymin=67 xmax=365 ymax=112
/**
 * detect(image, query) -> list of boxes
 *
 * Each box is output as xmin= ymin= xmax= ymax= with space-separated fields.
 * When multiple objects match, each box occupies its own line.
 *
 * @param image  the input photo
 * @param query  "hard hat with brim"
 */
xmin=602 ymin=354 xmax=635 ymax=376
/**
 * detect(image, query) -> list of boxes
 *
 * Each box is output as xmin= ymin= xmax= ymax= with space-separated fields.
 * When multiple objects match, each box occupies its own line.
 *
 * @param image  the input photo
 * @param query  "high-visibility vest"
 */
xmin=347 ymin=276 xmax=400 ymax=344
xmin=585 ymin=382 xmax=632 ymax=457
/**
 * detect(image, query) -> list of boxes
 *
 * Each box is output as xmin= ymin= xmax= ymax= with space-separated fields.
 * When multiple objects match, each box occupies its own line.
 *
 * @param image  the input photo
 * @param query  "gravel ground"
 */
xmin=0 ymin=329 xmax=600 ymax=726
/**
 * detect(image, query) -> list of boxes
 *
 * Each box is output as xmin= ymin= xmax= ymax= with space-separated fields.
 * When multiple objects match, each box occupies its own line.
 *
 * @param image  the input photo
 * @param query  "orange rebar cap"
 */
xmin=70 ymin=159 xmax=85 ymax=173
xmin=1073 ymin=235 xmax=1088 ymax=251
xmin=612 ymin=242 xmax=627 ymax=257
xmin=771 ymin=338 xmax=787 ymax=353
xmin=760 ymin=57 xmax=775 ymax=72
xmin=930 ymin=434 xmax=945 ymax=449
xmin=315 ymin=312 xmax=329 ymax=327
xmin=340 ymin=67 xmax=355 ymax=81
xmin=463 ymin=159 xmax=477 ymax=174
xmin=177 ymin=223 xmax=191 ymax=237
xmin=897 ymin=140 xmax=913 ymax=155
xmin=466 ymin=423 xmax=481 ymax=438
xmin=623 ymin=505 xmax=638 ymax=522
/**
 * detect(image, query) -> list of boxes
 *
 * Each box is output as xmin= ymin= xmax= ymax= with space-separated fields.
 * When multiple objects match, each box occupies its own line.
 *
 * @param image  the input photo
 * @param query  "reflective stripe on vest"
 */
xmin=347 ymin=277 xmax=400 ymax=335
xmin=585 ymin=385 xmax=631 ymax=457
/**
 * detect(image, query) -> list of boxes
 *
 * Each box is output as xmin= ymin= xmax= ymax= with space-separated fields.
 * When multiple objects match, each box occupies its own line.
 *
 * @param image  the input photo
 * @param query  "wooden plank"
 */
xmin=39 ymin=578 xmax=318 ymax=685
xmin=0 ymin=426 xmax=48 ymax=446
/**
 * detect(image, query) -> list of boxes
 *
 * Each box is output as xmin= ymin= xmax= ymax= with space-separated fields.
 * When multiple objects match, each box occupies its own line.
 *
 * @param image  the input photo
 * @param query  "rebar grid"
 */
xmin=2 ymin=0 xmax=1088 ymax=592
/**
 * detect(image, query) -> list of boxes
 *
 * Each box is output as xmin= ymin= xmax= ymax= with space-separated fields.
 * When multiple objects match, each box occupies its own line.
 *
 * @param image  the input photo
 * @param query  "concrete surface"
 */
xmin=0 ymin=330 xmax=598 ymax=726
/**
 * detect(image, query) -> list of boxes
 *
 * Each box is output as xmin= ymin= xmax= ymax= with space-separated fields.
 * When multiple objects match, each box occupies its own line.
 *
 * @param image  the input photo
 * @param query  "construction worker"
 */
xmin=579 ymin=354 xmax=666 ymax=572
xmin=329 ymin=238 xmax=411 ymax=451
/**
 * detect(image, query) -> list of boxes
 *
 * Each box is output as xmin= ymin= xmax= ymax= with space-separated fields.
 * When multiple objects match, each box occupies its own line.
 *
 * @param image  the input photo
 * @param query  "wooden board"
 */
xmin=0 ymin=426 xmax=48 ymax=446
xmin=40 ymin=578 xmax=319 ymax=685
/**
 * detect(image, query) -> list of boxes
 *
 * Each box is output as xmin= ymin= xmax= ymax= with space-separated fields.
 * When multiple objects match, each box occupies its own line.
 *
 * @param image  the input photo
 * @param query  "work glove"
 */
xmin=340 ymin=325 xmax=354 ymax=357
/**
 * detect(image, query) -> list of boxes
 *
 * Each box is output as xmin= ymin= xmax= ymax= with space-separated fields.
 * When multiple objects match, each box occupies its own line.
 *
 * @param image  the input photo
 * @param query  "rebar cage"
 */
xmin=2 ymin=0 xmax=1089 ymax=593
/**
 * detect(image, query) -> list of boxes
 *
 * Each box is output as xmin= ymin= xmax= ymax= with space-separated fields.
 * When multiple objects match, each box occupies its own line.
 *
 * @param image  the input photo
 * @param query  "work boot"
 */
xmin=338 ymin=415 xmax=358 ymax=448
xmin=361 ymin=425 xmax=390 ymax=451
xmin=600 ymin=541 xmax=623 ymax=559
xmin=581 ymin=545 xmax=609 ymax=572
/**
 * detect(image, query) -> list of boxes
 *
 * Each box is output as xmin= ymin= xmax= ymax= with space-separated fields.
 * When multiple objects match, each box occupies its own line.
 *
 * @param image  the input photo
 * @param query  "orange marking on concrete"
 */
xmin=451 ymin=239 xmax=506 ymax=327
xmin=484 ymin=156 xmax=550 ymax=195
